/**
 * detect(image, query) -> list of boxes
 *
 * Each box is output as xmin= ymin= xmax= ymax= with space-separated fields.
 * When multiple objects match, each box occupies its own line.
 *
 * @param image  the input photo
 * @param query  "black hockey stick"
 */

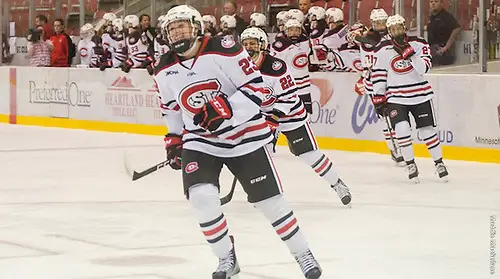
xmin=220 ymin=177 xmax=238 ymax=205
xmin=383 ymin=113 xmax=400 ymax=157
xmin=124 ymin=158 xmax=173 ymax=181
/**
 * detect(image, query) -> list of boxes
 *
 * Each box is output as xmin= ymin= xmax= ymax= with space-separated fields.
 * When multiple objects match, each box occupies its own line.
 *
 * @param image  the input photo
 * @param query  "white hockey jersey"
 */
xmin=322 ymin=25 xmax=349 ymax=50
xmin=153 ymin=36 xmax=273 ymax=158
xmin=126 ymin=32 xmax=150 ymax=68
xmin=154 ymin=37 xmax=170 ymax=61
xmin=111 ymin=34 xmax=127 ymax=67
xmin=270 ymin=35 xmax=310 ymax=96
xmin=372 ymin=37 xmax=433 ymax=105
xmin=77 ymin=39 xmax=98 ymax=67
xmin=101 ymin=33 xmax=114 ymax=53
xmin=258 ymin=54 xmax=307 ymax=132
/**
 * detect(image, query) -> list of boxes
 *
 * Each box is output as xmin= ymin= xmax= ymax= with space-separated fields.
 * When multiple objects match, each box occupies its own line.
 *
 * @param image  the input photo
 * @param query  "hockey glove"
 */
xmin=140 ymin=56 xmax=153 ymax=68
xmin=265 ymin=113 xmax=280 ymax=133
xmin=121 ymin=60 xmax=133 ymax=73
xmin=193 ymin=95 xmax=233 ymax=132
xmin=371 ymin=95 xmax=388 ymax=117
xmin=354 ymin=76 xmax=366 ymax=96
xmin=99 ymin=61 xmax=112 ymax=71
xmin=164 ymin=134 xmax=182 ymax=170
xmin=392 ymin=35 xmax=415 ymax=60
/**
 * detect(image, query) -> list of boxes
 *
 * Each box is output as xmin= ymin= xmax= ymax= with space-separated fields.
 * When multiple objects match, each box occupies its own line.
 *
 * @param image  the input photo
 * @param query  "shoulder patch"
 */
xmin=408 ymin=36 xmax=428 ymax=45
xmin=203 ymin=36 xmax=242 ymax=56
xmin=260 ymin=55 xmax=287 ymax=77
xmin=272 ymin=60 xmax=283 ymax=71
xmin=221 ymin=35 xmax=236 ymax=48
xmin=274 ymin=41 xmax=283 ymax=49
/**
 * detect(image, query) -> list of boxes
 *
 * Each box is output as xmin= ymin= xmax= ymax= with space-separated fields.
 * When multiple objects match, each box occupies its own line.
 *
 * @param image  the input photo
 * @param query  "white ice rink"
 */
xmin=0 ymin=123 xmax=499 ymax=279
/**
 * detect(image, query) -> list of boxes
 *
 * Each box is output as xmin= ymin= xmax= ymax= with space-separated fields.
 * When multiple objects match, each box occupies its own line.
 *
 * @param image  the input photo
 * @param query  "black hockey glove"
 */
xmin=121 ymin=60 xmax=133 ymax=73
xmin=99 ymin=61 xmax=111 ymax=71
xmin=371 ymin=95 xmax=388 ymax=117
xmin=392 ymin=35 xmax=415 ymax=60
xmin=193 ymin=95 xmax=233 ymax=132
xmin=140 ymin=56 xmax=153 ymax=68
xmin=164 ymin=134 xmax=182 ymax=170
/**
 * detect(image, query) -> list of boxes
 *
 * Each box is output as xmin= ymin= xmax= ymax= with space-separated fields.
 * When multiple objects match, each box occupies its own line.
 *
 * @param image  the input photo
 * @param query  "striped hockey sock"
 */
xmin=300 ymin=150 xmax=340 ymax=186
xmin=397 ymin=135 xmax=415 ymax=162
xmin=423 ymin=132 xmax=443 ymax=162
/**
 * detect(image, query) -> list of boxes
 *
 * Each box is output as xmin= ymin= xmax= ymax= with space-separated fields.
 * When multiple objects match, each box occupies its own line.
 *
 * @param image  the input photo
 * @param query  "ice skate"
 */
xmin=391 ymin=150 xmax=405 ymax=167
xmin=406 ymin=161 xmax=419 ymax=184
xmin=294 ymin=249 xmax=322 ymax=279
xmin=332 ymin=179 xmax=352 ymax=205
xmin=212 ymin=236 xmax=240 ymax=279
xmin=435 ymin=162 xmax=449 ymax=182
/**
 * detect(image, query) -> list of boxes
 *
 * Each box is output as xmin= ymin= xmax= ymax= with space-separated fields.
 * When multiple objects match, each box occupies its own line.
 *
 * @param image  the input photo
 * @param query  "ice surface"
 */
xmin=0 ymin=124 xmax=499 ymax=279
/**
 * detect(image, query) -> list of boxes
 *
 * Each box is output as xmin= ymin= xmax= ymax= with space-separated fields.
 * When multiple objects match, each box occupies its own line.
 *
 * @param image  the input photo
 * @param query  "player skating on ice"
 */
xmin=154 ymin=5 xmax=322 ymax=279
xmin=241 ymin=27 xmax=352 ymax=206
xmin=372 ymin=14 xmax=449 ymax=183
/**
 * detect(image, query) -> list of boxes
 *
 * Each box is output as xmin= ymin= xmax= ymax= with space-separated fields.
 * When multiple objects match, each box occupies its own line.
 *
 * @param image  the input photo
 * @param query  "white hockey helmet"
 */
xmin=286 ymin=9 xmax=305 ymax=24
xmin=202 ymin=15 xmax=217 ymax=28
xmin=325 ymin=7 xmax=344 ymax=23
xmin=276 ymin=11 xmax=287 ymax=27
xmin=112 ymin=18 xmax=124 ymax=32
xmin=386 ymin=14 xmax=406 ymax=37
xmin=241 ymin=27 xmax=268 ymax=50
xmin=157 ymin=15 xmax=167 ymax=25
xmin=164 ymin=5 xmax=204 ymax=54
xmin=124 ymin=14 xmax=140 ymax=29
xmin=285 ymin=19 xmax=302 ymax=40
xmin=250 ymin=12 xmax=267 ymax=27
xmin=370 ymin=8 xmax=389 ymax=22
xmin=220 ymin=15 xmax=237 ymax=29
xmin=103 ymin=13 xmax=117 ymax=24
xmin=80 ymin=23 xmax=95 ymax=40
xmin=308 ymin=6 xmax=326 ymax=21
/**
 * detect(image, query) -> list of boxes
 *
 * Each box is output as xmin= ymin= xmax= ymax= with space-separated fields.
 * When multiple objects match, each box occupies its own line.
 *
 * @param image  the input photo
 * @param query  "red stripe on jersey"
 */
xmin=203 ymin=220 xmax=227 ymax=236
xmin=371 ymin=73 xmax=387 ymax=78
xmin=281 ymin=106 xmax=306 ymax=119
xmin=387 ymin=85 xmax=432 ymax=94
xmin=295 ymin=79 xmax=310 ymax=85
xmin=243 ymin=84 xmax=267 ymax=95
xmin=276 ymin=218 xmax=297 ymax=235
xmin=225 ymin=122 xmax=268 ymax=141
xmin=426 ymin=137 xmax=439 ymax=146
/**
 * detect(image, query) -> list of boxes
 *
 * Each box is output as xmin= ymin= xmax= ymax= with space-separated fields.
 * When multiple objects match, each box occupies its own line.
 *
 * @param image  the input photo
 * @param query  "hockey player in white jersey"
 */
xmin=154 ymin=15 xmax=169 ymax=61
xmin=99 ymin=18 xmax=128 ymax=71
xmin=241 ymin=27 xmax=352 ymax=206
xmin=275 ymin=10 xmax=287 ymax=36
xmin=202 ymin=14 xmax=218 ymax=36
xmin=218 ymin=15 xmax=239 ymax=41
xmin=307 ymin=6 xmax=328 ymax=72
xmin=122 ymin=14 xmax=153 ymax=74
xmin=77 ymin=23 xmax=99 ymax=67
xmin=155 ymin=5 xmax=322 ymax=279
xmin=100 ymin=13 xmax=116 ymax=66
xmin=322 ymin=8 xmax=348 ymax=50
xmin=249 ymin=12 xmax=267 ymax=30
xmin=270 ymin=19 xmax=312 ymax=113
xmin=372 ymin=14 xmax=449 ymax=183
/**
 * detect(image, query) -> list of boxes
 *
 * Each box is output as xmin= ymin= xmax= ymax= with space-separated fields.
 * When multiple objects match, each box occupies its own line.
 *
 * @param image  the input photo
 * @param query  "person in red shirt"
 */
xmin=50 ymin=19 xmax=70 ymax=67
xmin=35 ymin=14 xmax=54 ymax=41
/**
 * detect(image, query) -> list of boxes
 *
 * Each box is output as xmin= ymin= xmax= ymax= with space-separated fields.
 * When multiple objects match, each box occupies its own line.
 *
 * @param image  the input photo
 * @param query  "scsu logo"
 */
xmin=351 ymin=94 xmax=379 ymax=134
xmin=179 ymin=79 xmax=222 ymax=116
xmin=293 ymin=53 xmax=309 ymax=69
xmin=391 ymin=56 xmax=414 ymax=73
xmin=310 ymin=101 xmax=337 ymax=124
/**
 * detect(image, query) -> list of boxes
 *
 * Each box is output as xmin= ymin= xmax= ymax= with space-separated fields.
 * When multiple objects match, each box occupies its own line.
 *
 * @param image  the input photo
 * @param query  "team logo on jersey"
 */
xmin=274 ymin=41 xmax=283 ymax=49
xmin=272 ymin=61 xmax=283 ymax=71
xmin=185 ymin=162 xmax=199 ymax=174
xmin=221 ymin=36 xmax=236 ymax=48
xmin=390 ymin=56 xmax=414 ymax=73
xmin=390 ymin=109 xmax=398 ymax=117
xmin=179 ymin=79 xmax=222 ymax=116
xmin=261 ymin=87 xmax=277 ymax=109
xmin=292 ymin=53 xmax=309 ymax=69
xmin=80 ymin=48 xmax=88 ymax=57
xmin=353 ymin=59 xmax=363 ymax=72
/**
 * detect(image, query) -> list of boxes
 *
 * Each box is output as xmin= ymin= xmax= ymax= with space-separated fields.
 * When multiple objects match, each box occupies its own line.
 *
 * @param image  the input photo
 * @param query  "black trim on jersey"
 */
xmin=407 ymin=36 xmax=428 ymax=45
xmin=338 ymin=43 xmax=360 ymax=51
xmin=277 ymin=87 xmax=299 ymax=98
xmin=271 ymin=34 xmax=308 ymax=52
xmin=210 ymin=114 xmax=262 ymax=136
xmin=202 ymin=35 xmax=243 ymax=56
xmin=154 ymin=50 xmax=178 ymax=75
xmin=374 ymin=39 xmax=392 ymax=52
xmin=387 ymin=91 xmax=434 ymax=99
xmin=295 ymin=84 xmax=311 ymax=91
xmin=259 ymin=54 xmax=288 ymax=77
xmin=294 ymin=75 xmax=310 ymax=81
xmin=239 ymin=77 xmax=265 ymax=107
xmin=184 ymin=132 xmax=272 ymax=149
xmin=387 ymin=81 xmax=429 ymax=89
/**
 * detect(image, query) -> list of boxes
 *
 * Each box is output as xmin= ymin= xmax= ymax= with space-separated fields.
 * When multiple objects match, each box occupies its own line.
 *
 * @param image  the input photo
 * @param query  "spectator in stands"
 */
xmin=27 ymin=27 xmax=52 ymax=67
xmin=299 ymin=0 xmax=311 ymax=34
xmin=50 ymin=19 xmax=70 ymax=67
xmin=223 ymin=0 xmax=247 ymax=36
xmin=427 ymin=0 xmax=461 ymax=65
xmin=140 ymin=14 xmax=156 ymax=53
xmin=35 ymin=14 xmax=54 ymax=41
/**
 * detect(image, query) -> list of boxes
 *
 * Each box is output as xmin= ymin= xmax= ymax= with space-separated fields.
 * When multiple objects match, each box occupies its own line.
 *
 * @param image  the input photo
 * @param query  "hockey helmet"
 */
xmin=284 ymin=19 xmax=302 ymax=41
xmin=276 ymin=11 xmax=287 ymax=30
xmin=220 ymin=15 xmax=237 ymax=30
xmin=80 ymin=23 xmax=95 ymax=41
xmin=386 ymin=14 xmax=406 ymax=38
xmin=308 ymin=6 xmax=326 ymax=21
xmin=202 ymin=15 xmax=217 ymax=29
xmin=112 ymin=18 xmax=124 ymax=32
xmin=326 ymin=8 xmax=344 ymax=24
xmin=250 ymin=13 xmax=267 ymax=28
xmin=286 ymin=9 xmax=305 ymax=24
xmin=164 ymin=5 xmax=204 ymax=55
xmin=241 ymin=27 xmax=268 ymax=58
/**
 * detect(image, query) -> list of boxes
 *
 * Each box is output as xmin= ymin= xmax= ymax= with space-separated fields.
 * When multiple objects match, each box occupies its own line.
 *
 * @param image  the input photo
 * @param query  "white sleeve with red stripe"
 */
xmin=153 ymin=80 xmax=183 ymax=135
xmin=371 ymin=51 xmax=388 ymax=97
xmin=409 ymin=41 xmax=432 ymax=76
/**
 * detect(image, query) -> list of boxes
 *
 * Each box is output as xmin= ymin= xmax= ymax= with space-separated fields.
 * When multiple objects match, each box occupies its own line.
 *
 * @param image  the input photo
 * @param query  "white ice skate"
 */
xmin=212 ymin=236 xmax=240 ymax=279
xmin=435 ymin=162 xmax=449 ymax=182
xmin=391 ymin=150 xmax=406 ymax=167
xmin=294 ymin=249 xmax=322 ymax=279
xmin=406 ymin=162 xmax=420 ymax=184
xmin=332 ymin=179 xmax=352 ymax=205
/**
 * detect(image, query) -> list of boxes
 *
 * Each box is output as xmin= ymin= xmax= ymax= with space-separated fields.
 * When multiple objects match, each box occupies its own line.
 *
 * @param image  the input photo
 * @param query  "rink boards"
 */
xmin=0 ymin=66 xmax=498 ymax=163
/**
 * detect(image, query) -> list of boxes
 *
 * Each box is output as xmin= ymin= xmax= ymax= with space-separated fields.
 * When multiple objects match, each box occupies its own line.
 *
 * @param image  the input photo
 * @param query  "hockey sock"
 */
xmin=395 ymin=121 xmax=415 ymax=162
xmin=254 ymin=194 xmax=309 ymax=256
xmin=418 ymin=126 xmax=443 ymax=163
xmin=299 ymin=150 xmax=340 ymax=186
xmin=188 ymin=183 xmax=232 ymax=259
xmin=383 ymin=128 xmax=396 ymax=153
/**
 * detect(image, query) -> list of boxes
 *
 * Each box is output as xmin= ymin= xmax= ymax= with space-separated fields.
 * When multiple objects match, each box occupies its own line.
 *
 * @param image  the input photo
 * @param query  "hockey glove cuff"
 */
xmin=164 ymin=134 xmax=182 ymax=170
xmin=122 ymin=60 xmax=133 ymax=73
xmin=392 ymin=35 xmax=415 ymax=59
xmin=371 ymin=95 xmax=389 ymax=117
xmin=193 ymin=95 xmax=233 ymax=132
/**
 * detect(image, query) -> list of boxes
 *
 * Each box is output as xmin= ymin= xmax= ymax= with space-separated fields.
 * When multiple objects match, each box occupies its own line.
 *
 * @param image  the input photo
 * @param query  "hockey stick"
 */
xmin=220 ymin=177 xmax=238 ymax=205
xmin=382 ymin=113 xmax=401 ymax=160
xmin=124 ymin=157 xmax=173 ymax=181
